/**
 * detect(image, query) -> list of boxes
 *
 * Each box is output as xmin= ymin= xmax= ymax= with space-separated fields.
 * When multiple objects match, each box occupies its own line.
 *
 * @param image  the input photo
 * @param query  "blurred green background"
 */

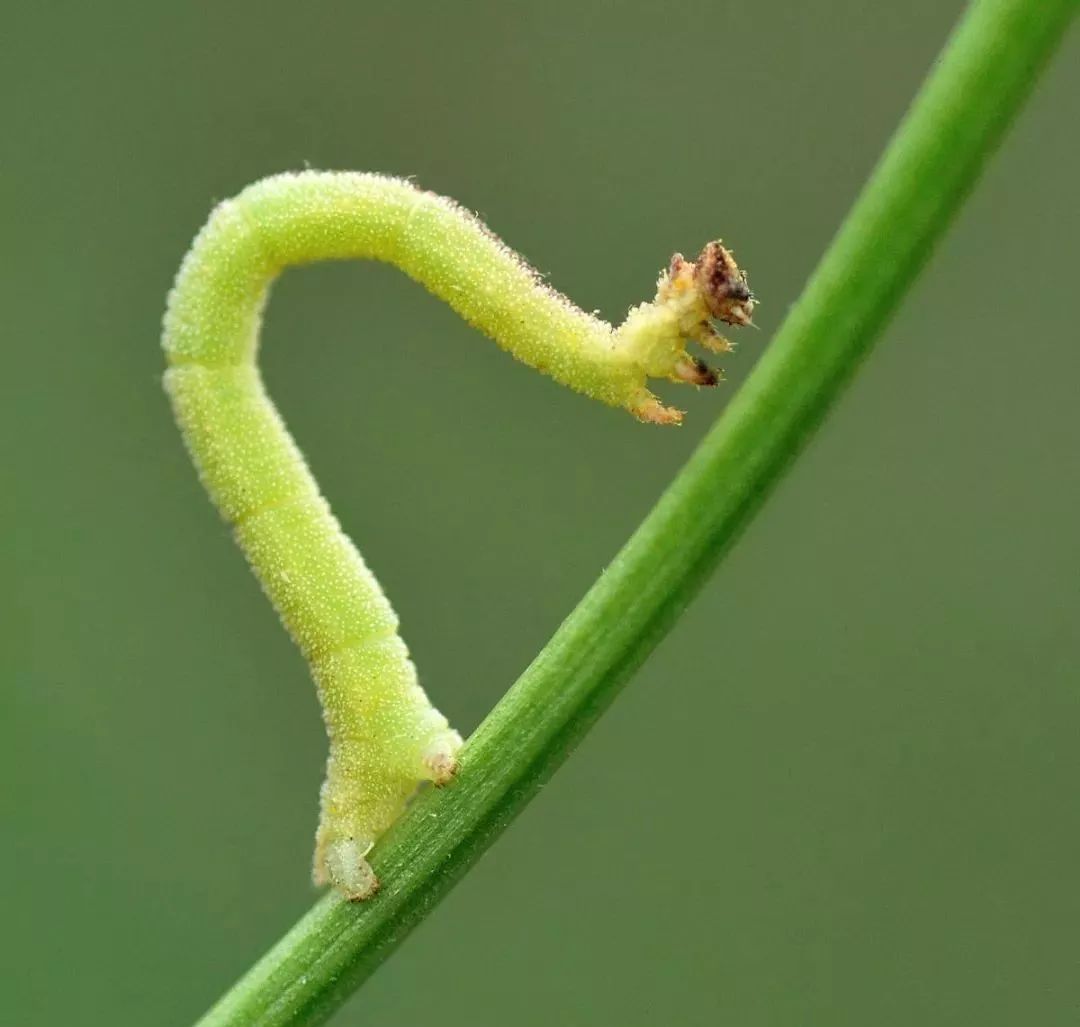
xmin=5 ymin=2 xmax=1078 ymax=1024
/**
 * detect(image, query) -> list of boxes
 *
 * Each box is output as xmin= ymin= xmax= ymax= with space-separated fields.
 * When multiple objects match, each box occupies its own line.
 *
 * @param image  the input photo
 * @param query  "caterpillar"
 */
xmin=162 ymin=171 xmax=755 ymax=900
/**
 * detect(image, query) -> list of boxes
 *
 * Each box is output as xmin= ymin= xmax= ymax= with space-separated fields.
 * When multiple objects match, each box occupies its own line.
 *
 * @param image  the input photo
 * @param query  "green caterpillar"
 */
xmin=162 ymin=171 xmax=754 ymax=899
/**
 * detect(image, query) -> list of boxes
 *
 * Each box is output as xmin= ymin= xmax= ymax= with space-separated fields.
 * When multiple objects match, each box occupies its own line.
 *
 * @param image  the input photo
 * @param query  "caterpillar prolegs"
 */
xmin=162 ymin=172 xmax=755 ymax=899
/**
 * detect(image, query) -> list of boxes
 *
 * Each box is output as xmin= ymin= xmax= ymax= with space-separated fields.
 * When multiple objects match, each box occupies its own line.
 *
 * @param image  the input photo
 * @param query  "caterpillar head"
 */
xmin=619 ymin=240 xmax=756 ymax=424
xmin=690 ymin=242 xmax=755 ymax=327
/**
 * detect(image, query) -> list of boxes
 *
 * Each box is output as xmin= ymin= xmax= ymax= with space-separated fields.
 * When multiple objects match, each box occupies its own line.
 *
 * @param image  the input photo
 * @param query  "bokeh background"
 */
xmin=6 ymin=2 xmax=1078 ymax=1024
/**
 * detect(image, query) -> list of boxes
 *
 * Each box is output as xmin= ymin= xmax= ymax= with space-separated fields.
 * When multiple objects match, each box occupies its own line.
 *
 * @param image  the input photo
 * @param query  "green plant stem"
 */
xmin=196 ymin=2 xmax=1075 ymax=1023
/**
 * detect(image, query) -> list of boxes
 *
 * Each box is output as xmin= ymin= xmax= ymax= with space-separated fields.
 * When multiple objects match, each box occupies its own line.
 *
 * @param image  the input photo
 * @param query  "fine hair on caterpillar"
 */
xmin=161 ymin=171 xmax=755 ymax=899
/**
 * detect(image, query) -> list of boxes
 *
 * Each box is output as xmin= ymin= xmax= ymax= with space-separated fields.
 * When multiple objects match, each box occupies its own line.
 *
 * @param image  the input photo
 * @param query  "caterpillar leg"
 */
xmin=321 ymin=837 xmax=380 ymax=901
xmin=421 ymin=735 xmax=461 ymax=785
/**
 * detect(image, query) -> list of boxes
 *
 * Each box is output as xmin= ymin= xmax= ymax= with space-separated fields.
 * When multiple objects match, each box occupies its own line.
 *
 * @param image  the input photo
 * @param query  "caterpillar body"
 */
xmin=162 ymin=172 xmax=754 ymax=899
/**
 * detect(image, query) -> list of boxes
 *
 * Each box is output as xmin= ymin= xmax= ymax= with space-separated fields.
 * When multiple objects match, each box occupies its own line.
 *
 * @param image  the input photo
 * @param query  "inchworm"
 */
xmin=162 ymin=171 xmax=755 ymax=899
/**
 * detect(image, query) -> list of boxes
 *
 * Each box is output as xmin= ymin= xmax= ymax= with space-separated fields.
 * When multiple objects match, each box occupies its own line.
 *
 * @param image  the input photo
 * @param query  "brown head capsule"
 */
xmin=693 ymin=241 xmax=755 ymax=327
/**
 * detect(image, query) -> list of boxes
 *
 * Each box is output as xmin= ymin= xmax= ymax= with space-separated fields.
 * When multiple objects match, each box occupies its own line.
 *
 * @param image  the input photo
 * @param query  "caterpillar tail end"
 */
xmin=314 ymin=730 xmax=462 ymax=902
